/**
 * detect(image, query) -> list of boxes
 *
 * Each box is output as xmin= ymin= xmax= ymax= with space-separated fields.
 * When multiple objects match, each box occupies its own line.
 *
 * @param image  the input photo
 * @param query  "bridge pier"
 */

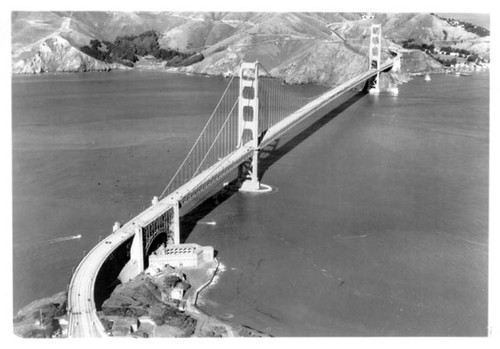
xmin=171 ymin=200 xmax=180 ymax=245
xmin=127 ymin=224 xmax=145 ymax=278
xmin=239 ymin=149 xmax=271 ymax=192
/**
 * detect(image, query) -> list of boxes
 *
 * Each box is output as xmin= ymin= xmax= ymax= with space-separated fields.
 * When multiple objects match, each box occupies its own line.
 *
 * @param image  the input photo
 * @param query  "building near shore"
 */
xmin=149 ymin=243 xmax=214 ymax=269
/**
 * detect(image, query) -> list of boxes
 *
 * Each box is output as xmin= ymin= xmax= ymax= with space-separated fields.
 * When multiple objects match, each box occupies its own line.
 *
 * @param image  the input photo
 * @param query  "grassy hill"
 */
xmin=11 ymin=12 xmax=489 ymax=83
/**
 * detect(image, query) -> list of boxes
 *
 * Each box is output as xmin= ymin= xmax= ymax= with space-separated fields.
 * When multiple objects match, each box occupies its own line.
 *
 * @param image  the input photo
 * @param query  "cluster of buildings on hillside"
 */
xmin=452 ymin=60 xmax=489 ymax=71
xmin=428 ymin=47 xmax=489 ymax=70
xmin=431 ymin=47 xmax=488 ymax=62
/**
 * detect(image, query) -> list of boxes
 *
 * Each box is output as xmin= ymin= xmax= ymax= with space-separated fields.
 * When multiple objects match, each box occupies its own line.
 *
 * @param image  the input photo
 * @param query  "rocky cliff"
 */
xmin=100 ymin=273 xmax=197 ymax=337
xmin=12 ymin=35 xmax=123 ymax=74
xmin=13 ymin=291 xmax=67 ymax=338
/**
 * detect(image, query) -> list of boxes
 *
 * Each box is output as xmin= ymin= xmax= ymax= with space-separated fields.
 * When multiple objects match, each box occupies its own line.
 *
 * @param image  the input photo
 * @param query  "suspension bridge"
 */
xmin=67 ymin=24 xmax=400 ymax=337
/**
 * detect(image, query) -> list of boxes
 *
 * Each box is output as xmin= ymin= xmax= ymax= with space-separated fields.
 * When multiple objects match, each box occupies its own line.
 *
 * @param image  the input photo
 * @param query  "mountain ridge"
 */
xmin=11 ymin=12 xmax=490 ymax=84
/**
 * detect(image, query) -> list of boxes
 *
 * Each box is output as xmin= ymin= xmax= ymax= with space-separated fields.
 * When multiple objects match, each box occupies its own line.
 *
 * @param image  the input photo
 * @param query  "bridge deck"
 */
xmin=67 ymin=62 xmax=393 ymax=337
xmin=67 ymin=201 xmax=174 ymax=337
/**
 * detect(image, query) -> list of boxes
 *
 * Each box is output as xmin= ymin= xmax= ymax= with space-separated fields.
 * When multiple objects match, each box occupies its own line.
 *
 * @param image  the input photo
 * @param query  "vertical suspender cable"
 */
xmin=159 ymin=73 xmax=237 ymax=199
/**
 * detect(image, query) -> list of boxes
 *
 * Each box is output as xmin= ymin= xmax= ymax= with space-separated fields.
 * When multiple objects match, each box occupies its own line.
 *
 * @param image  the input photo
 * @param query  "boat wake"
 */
xmin=198 ymin=221 xmax=217 ymax=226
xmin=46 ymin=234 xmax=82 ymax=244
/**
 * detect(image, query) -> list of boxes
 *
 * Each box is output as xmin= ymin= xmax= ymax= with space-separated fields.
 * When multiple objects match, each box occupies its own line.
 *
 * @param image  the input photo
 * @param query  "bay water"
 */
xmin=12 ymin=70 xmax=488 ymax=336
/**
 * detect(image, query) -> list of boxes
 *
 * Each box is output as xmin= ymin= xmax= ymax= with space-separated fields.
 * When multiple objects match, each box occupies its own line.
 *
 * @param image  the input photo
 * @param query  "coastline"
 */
xmin=181 ymin=257 xmax=270 ymax=337
xmin=13 ymin=48 xmax=482 ymax=90
xmin=13 ymin=255 xmax=269 ymax=338
xmin=191 ymin=257 xmax=220 ymax=307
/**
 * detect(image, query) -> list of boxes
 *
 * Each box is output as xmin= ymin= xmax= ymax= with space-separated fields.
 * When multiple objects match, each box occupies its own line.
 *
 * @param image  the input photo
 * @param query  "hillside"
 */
xmin=13 ymin=292 xmax=67 ymax=338
xmin=12 ymin=34 xmax=123 ymax=74
xmin=379 ymin=13 xmax=478 ymax=44
xmin=448 ymin=36 xmax=490 ymax=59
xmin=11 ymin=12 xmax=489 ymax=83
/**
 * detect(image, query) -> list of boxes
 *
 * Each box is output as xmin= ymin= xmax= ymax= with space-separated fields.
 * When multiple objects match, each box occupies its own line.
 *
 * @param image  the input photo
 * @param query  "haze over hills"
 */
xmin=11 ymin=11 xmax=490 ymax=84
xmin=438 ymin=13 xmax=490 ymax=30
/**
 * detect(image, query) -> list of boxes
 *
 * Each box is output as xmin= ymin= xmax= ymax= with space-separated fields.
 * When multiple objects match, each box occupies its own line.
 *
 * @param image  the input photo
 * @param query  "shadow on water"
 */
xmin=179 ymin=90 xmax=367 ymax=243
xmin=258 ymin=90 xmax=366 ymax=179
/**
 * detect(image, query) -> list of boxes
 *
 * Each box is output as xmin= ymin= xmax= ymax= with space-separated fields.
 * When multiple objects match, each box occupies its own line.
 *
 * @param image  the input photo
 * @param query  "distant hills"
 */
xmin=11 ymin=12 xmax=490 ymax=84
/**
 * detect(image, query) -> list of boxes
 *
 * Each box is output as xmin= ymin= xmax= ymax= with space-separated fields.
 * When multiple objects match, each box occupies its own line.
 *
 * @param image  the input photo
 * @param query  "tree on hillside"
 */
xmin=90 ymin=39 xmax=101 ymax=50
xmin=79 ymin=30 xmax=200 ymax=67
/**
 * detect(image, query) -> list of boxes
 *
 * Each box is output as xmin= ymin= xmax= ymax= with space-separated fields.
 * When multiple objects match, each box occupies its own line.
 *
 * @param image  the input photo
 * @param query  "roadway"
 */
xmin=67 ymin=201 xmax=175 ymax=337
xmin=67 ymin=223 xmax=135 ymax=337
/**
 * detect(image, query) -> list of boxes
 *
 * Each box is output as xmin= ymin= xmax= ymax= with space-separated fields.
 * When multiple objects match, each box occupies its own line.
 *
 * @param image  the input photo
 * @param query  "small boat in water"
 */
xmin=455 ymin=71 xmax=472 ymax=76
xmin=424 ymin=73 xmax=431 ymax=81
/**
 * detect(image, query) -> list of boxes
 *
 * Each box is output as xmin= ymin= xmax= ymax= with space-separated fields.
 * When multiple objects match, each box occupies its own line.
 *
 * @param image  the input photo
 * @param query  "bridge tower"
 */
xmin=237 ymin=61 xmax=271 ymax=192
xmin=368 ymin=24 xmax=382 ymax=93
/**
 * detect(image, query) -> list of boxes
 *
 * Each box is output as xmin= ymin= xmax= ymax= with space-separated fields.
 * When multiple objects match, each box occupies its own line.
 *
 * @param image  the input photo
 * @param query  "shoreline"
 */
xmin=191 ymin=257 xmax=220 ymax=307
xmin=13 ymin=57 xmax=488 ymax=91
xmin=181 ymin=257 xmax=270 ymax=337
xmin=13 ymin=255 xmax=269 ymax=338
